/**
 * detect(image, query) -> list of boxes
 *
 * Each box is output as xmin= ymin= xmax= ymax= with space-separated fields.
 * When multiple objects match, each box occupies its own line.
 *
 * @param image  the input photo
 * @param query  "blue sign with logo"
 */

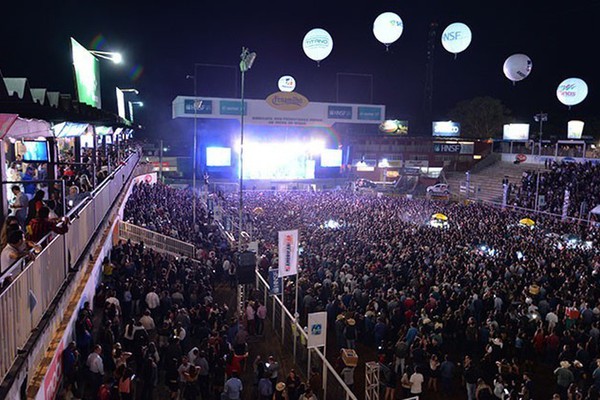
xmin=311 ymin=323 xmax=322 ymax=336
xmin=220 ymin=100 xmax=247 ymax=116
xmin=184 ymin=99 xmax=212 ymax=114
xmin=328 ymin=105 xmax=352 ymax=119
xmin=268 ymin=268 xmax=282 ymax=296
xmin=358 ymin=106 xmax=382 ymax=121
xmin=432 ymin=121 xmax=461 ymax=137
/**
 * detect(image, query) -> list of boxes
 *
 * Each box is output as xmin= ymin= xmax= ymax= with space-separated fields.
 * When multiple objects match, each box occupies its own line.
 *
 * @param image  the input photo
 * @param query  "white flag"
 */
xmin=278 ymin=229 xmax=298 ymax=277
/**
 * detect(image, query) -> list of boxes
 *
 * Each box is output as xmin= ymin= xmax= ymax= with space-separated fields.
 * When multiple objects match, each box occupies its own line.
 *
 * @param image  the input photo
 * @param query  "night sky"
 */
xmin=1 ymin=0 xmax=598 ymax=139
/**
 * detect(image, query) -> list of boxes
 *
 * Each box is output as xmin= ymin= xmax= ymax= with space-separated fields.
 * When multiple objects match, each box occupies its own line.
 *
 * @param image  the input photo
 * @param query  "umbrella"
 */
xmin=432 ymin=213 xmax=448 ymax=221
xmin=253 ymin=207 xmax=264 ymax=215
xmin=519 ymin=218 xmax=535 ymax=227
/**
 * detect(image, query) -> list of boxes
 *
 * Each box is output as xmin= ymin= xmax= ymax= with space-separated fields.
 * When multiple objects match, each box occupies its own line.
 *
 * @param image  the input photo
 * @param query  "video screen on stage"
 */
xmin=320 ymin=149 xmax=342 ymax=167
xmin=206 ymin=147 xmax=231 ymax=167
xmin=242 ymin=142 xmax=315 ymax=180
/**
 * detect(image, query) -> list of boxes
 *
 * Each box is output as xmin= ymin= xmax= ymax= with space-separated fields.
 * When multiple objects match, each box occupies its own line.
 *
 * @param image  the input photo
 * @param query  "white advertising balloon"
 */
xmin=503 ymin=54 xmax=532 ymax=82
xmin=302 ymin=28 xmax=333 ymax=64
xmin=373 ymin=12 xmax=404 ymax=48
xmin=556 ymin=78 xmax=588 ymax=107
xmin=278 ymin=75 xmax=296 ymax=92
xmin=441 ymin=22 xmax=472 ymax=55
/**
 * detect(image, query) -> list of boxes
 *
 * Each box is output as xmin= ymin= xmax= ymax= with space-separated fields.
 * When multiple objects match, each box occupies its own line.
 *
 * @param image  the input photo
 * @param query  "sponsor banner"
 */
xmin=173 ymin=96 xmax=385 ymax=127
xmin=502 ymin=153 xmax=600 ymax=166
xmin=433 ymin=142 xmax=474 ymax=154
xmin=562 ymin=190 xmax=570 ymax=221
xmin=433 ymin=121 xmax=460 ymax=137
xmin=183 ymin=99 xmax=213 ymax=114
xmin=133 ymin=172 xmax=158 ymax=185
xmin=358 ymin=106 xmax=382 ymax=121
xmin=328 ymin=105 xmax=352 ymax=119
xmin=278 ymin=229 xmax=298 ymax=278
xmin=220 ymin=100 xmax=247 ymax=116
xmin=269 ymin=268 xmax=283 ymax=296
xmin=266 ymin=92 xmax=309 ymax=111
xmin=404 ymin=160 xmax=429 ymax=168
xmin=307 ymin=311 xmax=328 ymax=349
xmin=503 ymin=123 xmax=530 ymax=141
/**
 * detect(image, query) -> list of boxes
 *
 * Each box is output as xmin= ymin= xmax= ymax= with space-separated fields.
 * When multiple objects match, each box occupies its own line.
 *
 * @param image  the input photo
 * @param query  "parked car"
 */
xmin=426 ymin=183 xmax=450 ymax=194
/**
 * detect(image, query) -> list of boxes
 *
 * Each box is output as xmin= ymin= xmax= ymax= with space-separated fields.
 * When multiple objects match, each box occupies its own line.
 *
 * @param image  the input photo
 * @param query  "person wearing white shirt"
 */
xmin=546 ymin=310 xmax=559 ymax=330
xmin=409 ymin=368 xmax=424 ymax=395
xmin=139 ymin=310 xmax=156 ymax=331
xmin=145 ymin=288 xmax=160 ymax=313
xmin=86 ymin=345 xmax=104 ymax=394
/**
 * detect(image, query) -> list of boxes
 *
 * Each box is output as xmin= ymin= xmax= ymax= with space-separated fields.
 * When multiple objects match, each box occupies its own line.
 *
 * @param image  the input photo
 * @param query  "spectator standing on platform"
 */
xmin=27 ymin=206 xmax=69 ymax=243
xmin=10 ymin=185 xmax=28 ymax=230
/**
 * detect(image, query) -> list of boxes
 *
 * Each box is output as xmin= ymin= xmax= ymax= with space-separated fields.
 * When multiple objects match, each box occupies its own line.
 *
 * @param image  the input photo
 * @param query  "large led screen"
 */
xmin=242 ymin=143 xmax=314 ymax=180
xmin=320 ymin=149 xmax=342 ymax=167
xmin=206 ymin=147 xmax=231 ymax=167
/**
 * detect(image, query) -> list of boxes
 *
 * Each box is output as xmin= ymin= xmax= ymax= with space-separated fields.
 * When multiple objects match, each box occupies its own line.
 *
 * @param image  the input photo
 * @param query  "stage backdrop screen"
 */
xmin=320 ymin=149 xmax=342 ymax=167
xmin=23 ymin=141 xmax=49 ymax=162
xmin=206 ymin=147 xmax=231 ymax=167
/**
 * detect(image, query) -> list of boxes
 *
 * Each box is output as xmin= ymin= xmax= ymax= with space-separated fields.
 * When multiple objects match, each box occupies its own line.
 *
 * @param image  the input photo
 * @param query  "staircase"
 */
xmin=445 ymin=161 xmax=542 ymax=203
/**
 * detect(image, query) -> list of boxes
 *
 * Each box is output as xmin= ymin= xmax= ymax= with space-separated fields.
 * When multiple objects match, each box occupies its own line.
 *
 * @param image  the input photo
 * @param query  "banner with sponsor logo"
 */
xmin=433 ymin=121 xmax=460 ymax=137
xmin=269 ymin=268 xmax=283 ymax=296
xmin=173 ymin=95 xmax=384 ymax=127
xmin=433 ymin=142 xmax=474 ymax=154
xmin=278 ymin=229 xmax=298 ymax=277
xmin=307 ymin=311 xmax=328 ymax=349
xmin=562 ymin=189 xmax=570 ymax=221
xmin=132 ymin=172 xmax=158 ymax=185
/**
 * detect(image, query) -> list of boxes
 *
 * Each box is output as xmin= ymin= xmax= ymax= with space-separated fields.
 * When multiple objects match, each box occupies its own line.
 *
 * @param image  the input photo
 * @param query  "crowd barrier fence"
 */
xmin=118 ymin=221 xmax=197 ymax=259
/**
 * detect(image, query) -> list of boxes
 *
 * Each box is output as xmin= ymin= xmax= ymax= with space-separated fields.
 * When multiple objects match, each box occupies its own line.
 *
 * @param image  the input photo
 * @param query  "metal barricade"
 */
xmin=254 ymin=271 xmax=357 ymax=400
xmin=0 ymin=151 xmax=140 ymax=381
xmin=118 ymin=221 xmax=197 ymax=259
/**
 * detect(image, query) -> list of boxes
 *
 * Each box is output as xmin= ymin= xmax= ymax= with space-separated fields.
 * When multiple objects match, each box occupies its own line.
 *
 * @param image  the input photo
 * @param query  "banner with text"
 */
xmin=307 ymin=311 xmax=328 ymax=349
xmin=172 ymin=95 xmax=385 ymax=127
xmin=278 ymin=229 xmax=299 ymax=277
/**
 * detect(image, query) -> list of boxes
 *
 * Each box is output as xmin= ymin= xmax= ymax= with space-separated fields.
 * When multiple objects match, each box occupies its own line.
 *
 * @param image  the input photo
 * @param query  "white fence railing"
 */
xmin=118 ymin=221 xmax=197 ymax=259
xmin=0 ymin=151 xmax=139 ymax=382
xmin=254 ymin=271 xmax=358 ymax=400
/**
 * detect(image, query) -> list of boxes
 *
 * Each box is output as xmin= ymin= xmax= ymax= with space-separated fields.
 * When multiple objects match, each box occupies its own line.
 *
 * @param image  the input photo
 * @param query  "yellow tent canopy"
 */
xmin=519 ymin=218 xmax=535 ymax=227
xmin=432 ymin=213 xmax=448 ymax=221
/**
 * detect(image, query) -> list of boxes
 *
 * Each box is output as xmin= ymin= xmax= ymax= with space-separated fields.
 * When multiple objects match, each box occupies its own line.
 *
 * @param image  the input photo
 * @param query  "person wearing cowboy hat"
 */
xmin=274 ymin=382 xmax=288 ymax=400
xmin=554 ymin=360 xmax=574 ymax=400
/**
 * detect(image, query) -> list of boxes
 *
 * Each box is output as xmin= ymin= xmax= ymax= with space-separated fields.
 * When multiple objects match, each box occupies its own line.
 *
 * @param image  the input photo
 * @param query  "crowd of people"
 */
xmin=61 ymin=182 xmax=327 ymax=400
xmin=1 ymin=142 xmax=137 ymax=285
xmin=221 ymin=189 xmax=600 ymax=399
xmin=511 ymin=160 xmax=600 ymax=218
xmin=58 ymin=176 xmax=600 ymax=399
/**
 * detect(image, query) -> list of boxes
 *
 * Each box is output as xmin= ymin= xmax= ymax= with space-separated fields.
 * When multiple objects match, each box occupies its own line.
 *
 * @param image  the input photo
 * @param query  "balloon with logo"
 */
xmin=441 ymin=22 xmax=472 ymax=58
xmin=302 ymin=28 xmax=333 ymax=66
xmin=556 ymin=77 xmax=588 ymax=108
xmin=373 ymin=12 xmax=404 ymax=51
xmin=503 ymin=54 xmax=532 ymax=85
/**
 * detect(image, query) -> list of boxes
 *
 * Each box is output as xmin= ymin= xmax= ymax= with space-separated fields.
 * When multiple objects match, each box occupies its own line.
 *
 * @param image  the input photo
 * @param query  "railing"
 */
xmin=118 ymin=221 xmax=197 ymax=259
xmin=0 ymin=151 xmax=139 ymax=382
xmin=254 ymin=271 xmax=358 ymax=400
